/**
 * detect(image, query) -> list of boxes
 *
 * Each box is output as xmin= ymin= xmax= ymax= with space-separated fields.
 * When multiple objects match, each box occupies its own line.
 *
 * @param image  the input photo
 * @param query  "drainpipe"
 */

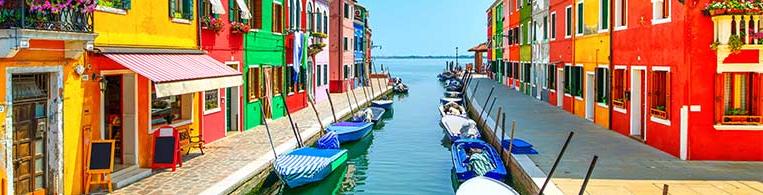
xmin=609 ymin=0 xmax=615 ymax=128
xmin=571 ymin=0 xmax=576 ymax=115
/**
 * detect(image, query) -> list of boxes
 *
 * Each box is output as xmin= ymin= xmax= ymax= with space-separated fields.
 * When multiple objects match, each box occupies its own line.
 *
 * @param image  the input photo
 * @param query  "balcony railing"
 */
xmin=0 ymin=0 xmax=94 ymax=33
xmin=712 ymin=14 xmax=763 ymax=48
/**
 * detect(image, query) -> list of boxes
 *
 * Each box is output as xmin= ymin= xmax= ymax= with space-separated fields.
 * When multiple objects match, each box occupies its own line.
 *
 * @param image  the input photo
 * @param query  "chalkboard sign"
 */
xmin=88 ymin=140 xmax=115 ymax=172
xmin=152 ymin=126 xmax=181 ymax=171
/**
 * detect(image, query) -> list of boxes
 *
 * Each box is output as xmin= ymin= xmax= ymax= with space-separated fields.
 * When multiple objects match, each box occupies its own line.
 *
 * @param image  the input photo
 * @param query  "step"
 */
xmin=112 ymin=167 xmax=152 ymax=189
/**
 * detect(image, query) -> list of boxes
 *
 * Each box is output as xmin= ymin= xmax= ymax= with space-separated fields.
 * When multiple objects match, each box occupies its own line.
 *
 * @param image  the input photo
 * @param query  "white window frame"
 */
xmin=649 ymin=66 xmax=671 ymax=126
xmin=203 ymin=89 xmax=222 ymax=114
xmin=565 ymin=6 xmax=572 ymax=39
xmin=651 ymin=0 xmax=671 ymax=24
xmin=599 ymin=0 xmax=610 ymax=32
xmin=576 ymin=1 xmax=584 ymax=36
xmin=614 ymin=0 xmax=628 ymax=30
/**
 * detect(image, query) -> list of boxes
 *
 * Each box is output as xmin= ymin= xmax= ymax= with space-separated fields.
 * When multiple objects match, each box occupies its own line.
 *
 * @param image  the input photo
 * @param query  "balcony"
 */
xmin=711 ymin=13 xmax=763 ymax=73
xmin=0 ymin=0 xmax=96 ymax=58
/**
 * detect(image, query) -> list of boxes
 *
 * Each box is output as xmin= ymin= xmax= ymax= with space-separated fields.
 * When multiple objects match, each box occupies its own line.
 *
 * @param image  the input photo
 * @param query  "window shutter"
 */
xmin=229 ymin=0 xmax=235 ymax=22
xmin=753 ymin=73 xmax=761 ymax=116
xmin=715 ymin=74 xmax=724 ymax=123
xmin=183 ymin=0 xmax=194 ymax=19
xmin=666 ymin=72 xmax=671 ymax=118
xmin=124 ymin=0 xmax=132 ymax=10
xmin=170 ymin=0 xmax=177 ymax=18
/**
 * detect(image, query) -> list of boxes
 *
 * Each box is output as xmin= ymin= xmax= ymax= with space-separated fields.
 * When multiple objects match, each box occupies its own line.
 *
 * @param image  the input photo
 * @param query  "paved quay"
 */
xmin=111 ymin=78 xmax=391 ymax=195
xmin=466 ymin=78 xmax=763 ymax=195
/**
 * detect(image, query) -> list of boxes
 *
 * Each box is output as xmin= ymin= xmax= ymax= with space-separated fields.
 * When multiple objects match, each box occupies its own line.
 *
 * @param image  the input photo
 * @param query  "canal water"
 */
xmin=253 ymin=59 xmax=466 ymax=195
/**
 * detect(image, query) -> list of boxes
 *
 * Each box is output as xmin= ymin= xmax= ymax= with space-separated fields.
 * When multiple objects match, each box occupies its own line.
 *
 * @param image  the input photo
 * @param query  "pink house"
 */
xmin=311 ymin=0 xmax=331 ymax=102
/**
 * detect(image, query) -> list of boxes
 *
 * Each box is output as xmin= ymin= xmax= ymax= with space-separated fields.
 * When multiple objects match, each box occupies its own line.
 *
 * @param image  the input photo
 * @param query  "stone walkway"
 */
xmin=467 ymin=78 xmax=763 ymax=195
xmin=111 ymin=79 xmax=391 ymax=195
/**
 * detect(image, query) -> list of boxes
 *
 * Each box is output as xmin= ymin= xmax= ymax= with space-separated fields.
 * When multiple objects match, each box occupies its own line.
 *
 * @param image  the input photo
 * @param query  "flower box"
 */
xmin=650 ymin=108 xmax=668 ymax=119
xmin=722 ymin=115 xmax=763 ymax=125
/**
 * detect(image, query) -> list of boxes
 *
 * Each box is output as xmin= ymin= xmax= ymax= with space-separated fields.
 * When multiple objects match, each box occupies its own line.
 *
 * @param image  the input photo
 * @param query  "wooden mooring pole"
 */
xmin=477 ymin=86 xmax=496 ymax=126
xmin=351 ymin=87 xmax=361 ymax=109
xmin=540 ymin=131 xmax=575 ymax=194
xmin=500 ymin=113 xmax=507 ymax=158
xmin=345 ymin=90 xmax=354 ymax=114
xmin=281 ymin=97 xmax=302 ymax=147
xmin=308 ymin=97 xmax=324 ymax=132
xmin=578 ymin=155 xmax=599 ymax=195
xmin=484 ymin=97 xmax=497 ymax=127
xmin=325 ymin=89 xmax=338 ymax=122
xmin=260 ymin=108 xmax=278 ymax=160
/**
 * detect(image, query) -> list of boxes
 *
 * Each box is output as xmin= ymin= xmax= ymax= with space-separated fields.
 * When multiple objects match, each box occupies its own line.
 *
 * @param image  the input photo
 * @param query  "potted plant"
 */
xmin=230 ymin=22 xmax=250 ymax=34
xmin=308 ymin=42 xmax=327 ymax=56
xmin=202 ymin=16 xmax=224 ymax=32
xmin=705 ymin=1 xmax=728 ymax=16
xmin=710 ymin=40 xmax=720 ymax=50
xmin=728 ymin=34 xmax=744 ymax=53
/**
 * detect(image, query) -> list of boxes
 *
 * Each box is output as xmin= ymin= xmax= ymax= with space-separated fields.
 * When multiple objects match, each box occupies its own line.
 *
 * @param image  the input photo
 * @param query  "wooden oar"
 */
xmin=540 ymin=131 xmax=574 ymax=194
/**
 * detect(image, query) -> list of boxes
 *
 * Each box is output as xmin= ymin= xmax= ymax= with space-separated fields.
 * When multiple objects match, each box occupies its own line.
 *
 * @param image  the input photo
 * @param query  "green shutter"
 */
xmin=124 ymin=0 xmax=131 ymax=10
xmin=170 ymin=0 xmax=177 ymax=18
xmin=602 ymin=0 xmax=609 ymax=29
xmin=183 ymin=0 xmax=194 ymax=19
xmin=229 ymin=0 xmax=235 ymax=21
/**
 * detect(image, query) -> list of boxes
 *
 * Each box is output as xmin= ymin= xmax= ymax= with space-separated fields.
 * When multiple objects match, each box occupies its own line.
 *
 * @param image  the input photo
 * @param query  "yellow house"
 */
xmin=573 ymin=0 xmax=611 ymax=128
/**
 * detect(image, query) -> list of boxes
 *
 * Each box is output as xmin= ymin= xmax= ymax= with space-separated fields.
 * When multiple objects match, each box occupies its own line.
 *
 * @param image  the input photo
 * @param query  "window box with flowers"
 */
xmin=0 ymin=0 xmax=97 ymax=32
xmin=201 ymin=16 xmax=224 ymax=32
xmin=230 ymin=22 xmax=249 ymax=34
xmin=704 ymin=0 xmax=763 ymax=16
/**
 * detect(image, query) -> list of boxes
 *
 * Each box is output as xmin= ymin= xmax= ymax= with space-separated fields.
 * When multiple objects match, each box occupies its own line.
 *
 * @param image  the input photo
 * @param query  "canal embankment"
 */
xmin=465 ymin=77 xmax=763 ymax=194
xmin=110 ymin=78 xmax=393 ymax=195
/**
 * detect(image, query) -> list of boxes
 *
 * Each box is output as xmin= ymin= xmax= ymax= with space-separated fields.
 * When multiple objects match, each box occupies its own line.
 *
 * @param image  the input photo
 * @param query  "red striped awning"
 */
xmin=105 ymin=53 xmax=242 ymax=97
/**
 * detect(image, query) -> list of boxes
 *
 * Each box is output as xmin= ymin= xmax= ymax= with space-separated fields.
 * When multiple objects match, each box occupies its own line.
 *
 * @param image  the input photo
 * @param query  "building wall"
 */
xmin=93 ymin=1 xmax=198 ymax=48
xmin=313 ymin=0 xmax=331 ymax=102
xmin=574 ymin=0 xmax=610 ymax=127
xmin=329 ymin=0 xmax=355 ymax=92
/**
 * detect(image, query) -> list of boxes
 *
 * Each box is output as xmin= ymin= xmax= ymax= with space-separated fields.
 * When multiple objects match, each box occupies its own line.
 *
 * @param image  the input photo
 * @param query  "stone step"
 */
xmin=112 ymin=167 xmax=152 ymax=189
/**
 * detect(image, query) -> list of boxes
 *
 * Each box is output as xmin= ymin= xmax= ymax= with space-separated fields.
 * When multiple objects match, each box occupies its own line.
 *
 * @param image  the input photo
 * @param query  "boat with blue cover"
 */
xmin=274 ymin=147 xmax=348 ymax=188
xmin=451 ymin=138 xmax=507 ymax=182
xmin=371 ymin=100 xmax=394 ymax=110
xmin=326 ymin=122 xmax=374 ymax=143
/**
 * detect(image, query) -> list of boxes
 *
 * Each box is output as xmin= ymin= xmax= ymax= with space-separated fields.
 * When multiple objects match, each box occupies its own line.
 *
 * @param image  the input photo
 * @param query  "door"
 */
xmin=585 ymin=72 xmax=595 ymax=121
xmin=103 ymin=75 xmax=124 ymax=166
xmin=630 ymin=69 xmax=644 ymax=138
xmin=263 ymin=67 xmax=273 ymax=118
xmin=557 ymin=69 xmax=564 ymax=107
xmin=12 ymin=74 xmax=49 ymax=195
xmin=226 ymin=63 xmax=239 ymax=132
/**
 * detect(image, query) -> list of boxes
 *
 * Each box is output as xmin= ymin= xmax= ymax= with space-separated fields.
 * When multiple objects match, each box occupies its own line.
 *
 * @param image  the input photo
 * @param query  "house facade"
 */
xmin=329 ymin=0 xmax=356 ymax=93
xmin=311 ymin=0 xmax=331 ymax=103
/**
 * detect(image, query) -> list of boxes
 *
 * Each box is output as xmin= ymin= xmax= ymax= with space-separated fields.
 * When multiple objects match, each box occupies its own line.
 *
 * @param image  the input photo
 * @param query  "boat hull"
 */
xmin=451 ymin=139 xmax=507 ymax=182
xmin=456 ymin=176 xmax=519 ymax=195
xmin=275 ymin=148 xmax=349 ymax=188
xmin=440 ymin=115 xmax=480 ymax=141
xmin=371 ymin=100 xmax=394 ymax=110
xmin=327 ymin=122 xmax=374 ymax=143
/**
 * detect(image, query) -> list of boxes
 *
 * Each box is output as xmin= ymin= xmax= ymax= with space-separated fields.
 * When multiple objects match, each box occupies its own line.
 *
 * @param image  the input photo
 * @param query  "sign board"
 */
xmin=152 ymin=126 xmax=182 ymax=171
xmin=87 ymin=140 xmax=115 ymax=172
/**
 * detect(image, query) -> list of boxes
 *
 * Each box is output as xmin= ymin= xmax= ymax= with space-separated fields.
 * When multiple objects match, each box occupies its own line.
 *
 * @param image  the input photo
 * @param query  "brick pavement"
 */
xmin=110 ymin=79 xmax=391 ymax=195
xmin=467 ymin=78 xmax=763 ymax=195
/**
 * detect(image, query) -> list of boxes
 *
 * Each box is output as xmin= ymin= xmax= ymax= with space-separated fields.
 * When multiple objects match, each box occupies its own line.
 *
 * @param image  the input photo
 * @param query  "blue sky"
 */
xmin=360 ymin=0 xmax=493 ymax=56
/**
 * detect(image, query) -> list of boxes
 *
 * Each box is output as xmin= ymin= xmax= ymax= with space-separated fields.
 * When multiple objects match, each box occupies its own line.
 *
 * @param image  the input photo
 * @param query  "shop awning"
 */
xmin=104 ymin=53 xmax=242 ymax=98
xmin=210 ymin=0 xmax=226 ymax=14
xmin=235 ymin=0 xmax=252 ymax=20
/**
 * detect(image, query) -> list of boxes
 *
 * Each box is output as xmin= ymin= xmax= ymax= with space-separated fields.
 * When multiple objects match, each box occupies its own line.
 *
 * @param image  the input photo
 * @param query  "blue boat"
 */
xmin=350 ymin=107 xmax=386 ymax=123
xmin=326 ymin=122 xmax=374 ymax=143
xmin=371 ymin=100 xmax=394 ymax=110
xmin=451 ymin=139 xmax=507 ymax=182
xmin=274 ymin=148 xmax=348 ymax=188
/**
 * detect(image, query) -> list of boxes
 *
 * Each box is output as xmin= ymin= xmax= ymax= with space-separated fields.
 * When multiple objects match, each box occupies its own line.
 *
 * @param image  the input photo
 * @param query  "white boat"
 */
xmin=439 ymin=102 xmax=467 ymax=117
xmin=456 ymin=176 xmax=519 ymax=195
xmin=440 ymin=115 xmax=480 ymax=141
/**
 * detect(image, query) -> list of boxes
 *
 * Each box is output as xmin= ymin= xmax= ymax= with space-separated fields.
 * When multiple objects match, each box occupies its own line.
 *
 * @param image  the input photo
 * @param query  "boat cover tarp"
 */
xmin=316 ymin=132 xmax=340 ymax=149
xmin=275 ymin=148 xmax=347 ymax=188
xmin=501 ymin=138 xmax=539 ymax=154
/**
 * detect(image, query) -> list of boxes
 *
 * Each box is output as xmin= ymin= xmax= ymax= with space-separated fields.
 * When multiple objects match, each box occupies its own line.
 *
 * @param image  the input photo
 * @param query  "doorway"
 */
xmin=630 ymin=69 xmax=645 ymax=139
xmin=557 ymin=68 xmax=564 ymax=107
xmin=585 ymin=72 xmax=595 ymax=121
xmin=101 ymin=74 xmax=138 ymax=172
xmin=263 ymin=66 xmax=273 ymax=118
xmin=11 ymin=74 xmax=50 ymax=195
xmin=226 ymin=63 xmax=240 ymax=133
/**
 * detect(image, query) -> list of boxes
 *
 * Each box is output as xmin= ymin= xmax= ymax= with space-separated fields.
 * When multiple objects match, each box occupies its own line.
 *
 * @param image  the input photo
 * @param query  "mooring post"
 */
xmin=662 ymin=184 xmax=669 ymax=195
xmin=540 ymin=131 xmax=575 ymax=194
xmin=362 ymin=83 xmax=370 ymax=103
xmin=351 ymin=87 xmax=361 ymax=109
xmin=484 ymin=97 xmax=498 ymax=127
xmin=345 ymin=90 xmax=354 ymax=114
xmin=493 ymin=107 xmax=503 ymax=137
xmin=260 ymin=108 xmax=278 ymax=160
xmin=294 ymin=123 xmax=303 ymax=146
xmin=281 ymin=97 xmax=301 ymax=147
xmin=578 ymin=155 xmax=599 ymax=195
xmin=308 ymin=97 xmax=324 ymax=132
xmin=500 ymin=113 xmax=507 ymax=158
xmin=506 ymin=120 xmax=516 ymax=160
xmin=471 ymin=81 xmax=481 ymax=97
xmin=325 ymin=89 xmax=338 ymax=122
xmin=477 ymin=86 xmax=496 ymax=125
xmin=369 ymin=78 xmax=376 ymax=97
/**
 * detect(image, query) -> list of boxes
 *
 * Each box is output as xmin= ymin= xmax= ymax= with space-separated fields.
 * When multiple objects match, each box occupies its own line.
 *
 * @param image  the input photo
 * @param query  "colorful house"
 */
xmin=486 ymin=9 xmax=494 ymax=79
xmin=0 ymin=1 xmax=97 ymax=194
xmin=569 ymin=0 xmax=611 ymax=127
xmin=199 ymin=0 xmax=248 ymax=143
xmin=329 ymin=0 xmax=356 ymax=93
xmin=519 ymin=0 xmax=533 ymax=96
xmin=244 ymin=0 xmax=285 ymax=128
xmin=84 ymin=0 xmax=241 ymax=192
xmin=283 ymin=0 xmax=309 ymax=113
xmin=507 ymin=0 xmax=521 ymax=90
xmin=310 ymin=0 xmax=331 ymax=103
xmin=491 ymin=1 xmax=505 ymax=85
xmin=353 ymin=3 xmax=367 ymax=88
xmin=531 ymin=0 xmax=550 ymax=101
xmin=547 ymin=0 xmax=573 ymax=108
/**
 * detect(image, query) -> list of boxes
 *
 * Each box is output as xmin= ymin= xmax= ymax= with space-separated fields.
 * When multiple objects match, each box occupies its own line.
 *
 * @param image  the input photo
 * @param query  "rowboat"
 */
xmin=444 ymin=91 xmax=462 ymax=98
xmin=274 ymin=148 xmax=348 ymax=188
xmin=440 ymin=97 xmax=463 ymax=105
xmin=393 ymin=83 xmax=409 ymax=93
xmin=371 ymin=100 xmax=394 ymax=110
xmin=440 ymin=115 xmax=480 ymax=141
xmin=326 ymin=122 xmax=374 ymax=143
xmin=350 ymin=107 xmax=386 ymax=123
xmin=439 ymin=102 xmax=467 ymax=117
xmin=456 ymin=176 xmax=519 ymax=195
xmin=451 ymin=139 xmax=507 ymax=182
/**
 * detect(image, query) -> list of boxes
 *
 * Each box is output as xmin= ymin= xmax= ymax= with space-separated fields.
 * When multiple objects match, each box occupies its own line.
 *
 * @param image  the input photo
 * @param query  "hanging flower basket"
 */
xmin=308 ymin=42 xmax=327 ymax=56
xmin=201 ymin=16 xmax=224 ymax=32
xmin=230 ymin=22 xmax=250 ymax=34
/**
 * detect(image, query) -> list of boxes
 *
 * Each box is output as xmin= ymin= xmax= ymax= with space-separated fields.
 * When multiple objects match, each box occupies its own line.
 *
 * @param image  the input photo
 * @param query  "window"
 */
xmin=564 ymin=65 xmax=572 ymax=94
xmin=204 ymin=89 xmax=220 ymax=113
xmin=532 ymin=21 xmax=537 ymax=42
xmin=316 ymin=9 xmax=322 ymax=33
xmin=248 ymin=67 xmax=262 ymax=102
xmin=249 ymin=0 xmax=264 ymax=30
xmin=273 ymin=66 xmax=283 ymax=95
xmin=551 ymin=12 xmax=557 ymax=40
xmin=344 ymin=65 xmax=349 ymax=79
xmin=344 ymin=37 xmax=348 ymax=51
xmin=519 ymin=24 xmax=523 ymax=44
xmin=286 ymin=66 xmax=294 ymax=94
xmin=516 ymin=0 xmax=520 ymax=10
xmin=513 ymin=63 xmax=520 ymax=79
xmin=299 ymin=66 xmax=306 ymax=91
xmin=508 ymin=62 xmax=514 ymax=78
xmin=565 ymin=6 xmax=572 ymax=37
xmin=323 ymin=64 xmax=328 ymax=85
xmin=323 ymin=13 xmax=328 ymax=33
xmin=272 ymin=3 xmax=283 ymax=32
xmin=295 ymin=0 xmax=301 ymax=30
xmin=577 ymin=2 xmax=584 ymax=35
xmin=653 ymin=0 xmax=670 ymax=22
xmin=316 ymin=64 xmax=322 ymax=86
xmin=99 ymin=0 xmax=130 ymax=10
xmin=170 ymin=0 xmax=194 ymax=20
xmin=566 ymin=66 xmax=583 ymax=97
xmin=289 ymin=0 xmax=294 ymax=29
xmin=151 ymin=93 xmax=193 ymax=127
xmin=615 ymin=0 xmax=627 ymax=28
xmin=200 ymin=0 xmax=214 ymax=19
xmin=344 ymin=3 xmax=349 ymax=18
xmin=229 ymin=0 xmax=243 ymax=23
xmin=595 ymin=67 xmax=609 ymax=104
xmin=650 ymin=70 xmax=670 ymax=119
xmin=543 ymin=16 xmax=548 ymax=40
xmin=600 ymin=0 xmax=609 ymax=31
xmin=523 ymin=63 xmax=531 ymax=82
xmin=547 ymin=64 xmax=556 ymax=90
xmin=720 ymin=73 xmax=761 ymax=125
xmin=613 ymin=69 xmax=626 ymax=108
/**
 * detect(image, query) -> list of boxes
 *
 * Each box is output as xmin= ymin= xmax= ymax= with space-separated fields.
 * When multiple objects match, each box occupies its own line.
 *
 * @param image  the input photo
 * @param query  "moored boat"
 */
xmin=440 ymin=97 xmax=463 ymax=105
xmin=371 ymin=100 xmax=394 ymax=110
xmin=451 ymin=139 xmax=507 ymax=182
xmin=440 ymin=115 xmax=480 ymax=141
xmin=326 ymin=122 xmax=374 ymax=143
xmin=274 ymin=148 xmax=348 ymax=188
xmin=444 ymin=91 xmax=462 ymax=98
xmin=456 ymin=176 xmax=519 ymax=195
xmin=350 ymin=107 xmax=386 ymax=123
xmin=439 ymin=102 xmax=467 ymax=117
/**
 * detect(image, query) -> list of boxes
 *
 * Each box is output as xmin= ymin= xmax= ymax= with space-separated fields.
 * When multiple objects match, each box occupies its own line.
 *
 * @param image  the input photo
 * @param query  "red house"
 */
xmin=611 ymin=0 xmax=763 ymax=160
xmin=547 ymin=0 xmax=573 ymax=109
xmin=284 ymin=0 xmax=310 ymax=113
xmin=198 ymin=0 xmax=247 ymax=142
xmin=507 ymin=0 xmax=521 ymax=90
